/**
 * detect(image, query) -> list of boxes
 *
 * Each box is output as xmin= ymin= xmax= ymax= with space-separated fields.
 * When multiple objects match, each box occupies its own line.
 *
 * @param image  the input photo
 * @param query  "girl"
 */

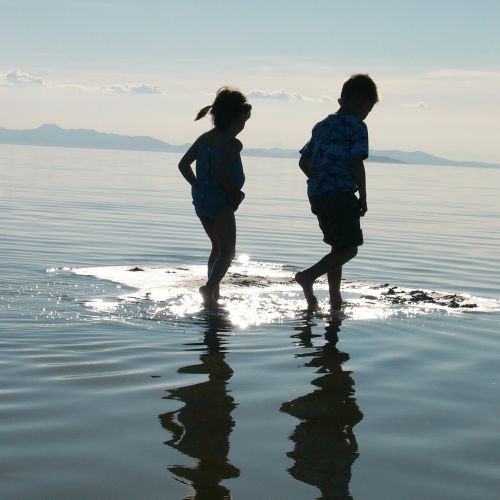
xmin=178 ymin=87 xmax=252 ymax=308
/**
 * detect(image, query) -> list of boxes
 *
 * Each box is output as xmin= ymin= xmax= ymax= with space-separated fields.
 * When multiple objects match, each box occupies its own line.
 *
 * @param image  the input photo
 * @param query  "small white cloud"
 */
xmin=319 ymin=94 xmax=336 ymax=102
xmin=248 ymin=89 xmax=335 ymax=103
xmin=1 ymin=69 xmax=165 ymax=95
xmin=427 ymin=69 xmax=500 ymax=80
xmin=128 ymin=83 xmax=163 ymax=95
xmin=99 ymin=83 xmax=163 ymax=95
xmin=248 ymin=89 xmax=299 ymax=101
xmin=402 ymin=101 xmax=427 ymax=109
xmin=4 ymin=69 xmax=45 ymax=86
xmin=60 ymin=83 xmax=93 ymax=92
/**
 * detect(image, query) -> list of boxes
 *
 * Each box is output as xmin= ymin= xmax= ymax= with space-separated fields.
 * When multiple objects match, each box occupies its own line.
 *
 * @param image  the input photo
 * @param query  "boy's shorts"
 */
xmin=309 ymin=191 xmax=363 ymax=249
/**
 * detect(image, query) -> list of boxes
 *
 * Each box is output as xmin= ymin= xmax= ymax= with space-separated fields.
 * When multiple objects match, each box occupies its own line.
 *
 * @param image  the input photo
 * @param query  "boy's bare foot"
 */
xmin=199 ymin=285 xmax=218 ymax=309
xmin=295 ymin=271 xmax=319 ymax=311
xmin=330 ymin=291 xmax=344 ymax=311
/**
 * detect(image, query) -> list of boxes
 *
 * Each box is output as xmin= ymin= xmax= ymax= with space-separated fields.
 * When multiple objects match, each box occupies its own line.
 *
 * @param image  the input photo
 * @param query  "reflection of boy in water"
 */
xmin=159 ymin=316 xmax=239 ymax=498
xmin=281 ymin=318 xmax=363 ymax=499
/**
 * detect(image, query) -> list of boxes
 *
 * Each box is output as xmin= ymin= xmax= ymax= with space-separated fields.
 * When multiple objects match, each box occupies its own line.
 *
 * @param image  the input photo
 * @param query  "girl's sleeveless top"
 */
xmin=191 ymin=143 xmax=245 ymax=219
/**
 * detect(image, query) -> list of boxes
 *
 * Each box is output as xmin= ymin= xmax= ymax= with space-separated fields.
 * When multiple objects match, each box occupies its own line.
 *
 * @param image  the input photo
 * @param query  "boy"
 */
xmin=295 ymin=74 xmax=379 ymax=310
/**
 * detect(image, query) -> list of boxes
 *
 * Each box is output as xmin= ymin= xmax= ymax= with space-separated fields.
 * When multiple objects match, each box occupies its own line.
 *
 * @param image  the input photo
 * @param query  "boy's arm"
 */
xmin=350 ymin=156 xmax=368 ymax=216
xmin=215 ymin=139 xmax=243 ymax=210
xmin=299 ymin=155 xmax=312 ymax=178
xmin=178 ymin=142 xmax=198 ymax=185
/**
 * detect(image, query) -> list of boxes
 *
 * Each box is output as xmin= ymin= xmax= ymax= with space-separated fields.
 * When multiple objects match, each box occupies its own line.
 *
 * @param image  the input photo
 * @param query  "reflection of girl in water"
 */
xmin=281 ymin=317 xmax=363 ymax=499
xmin=178 ymin=88 xmax=252 ymax=308
xmin=159 ymin=313 xmax=239 ymax=498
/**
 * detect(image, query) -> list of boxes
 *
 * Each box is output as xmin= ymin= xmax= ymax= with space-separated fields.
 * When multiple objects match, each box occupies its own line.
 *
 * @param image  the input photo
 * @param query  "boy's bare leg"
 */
xmin=295 ymin=247 xmax=357 ymax=310
xmin=294 ymin=271 xmax=319 ymax=310
xmin=327 ymin=266 xmax=343 ymax=310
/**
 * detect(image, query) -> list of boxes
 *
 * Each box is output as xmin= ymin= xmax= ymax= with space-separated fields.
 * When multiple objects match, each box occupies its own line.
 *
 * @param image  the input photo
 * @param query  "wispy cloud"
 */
xmin=248 ymin=89 xmax=335 ymax=102
xmin=426 ymin=69 xmax=500 ymax=80
xmin=402 ymin=100 xmax=427 ymax=109
xmin=4 ymin=69 xmax=45 ymax=86
xmin=96 ymin=83 xmax=163 ymax=94
xmin=248 ymin=89 xmax=301 ymax=101
xmin=1 ymin=69 xmax=165 ymax=95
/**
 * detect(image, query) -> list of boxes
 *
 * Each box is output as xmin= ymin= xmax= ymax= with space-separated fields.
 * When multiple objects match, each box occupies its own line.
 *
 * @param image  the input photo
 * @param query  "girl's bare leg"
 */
xmin=200 ymin=207 xmax=236 ymax=306
xmin=200 ymin=217 xmax=220 ymax=300
xmin=207 ymin=207 xmax=236 ymax=288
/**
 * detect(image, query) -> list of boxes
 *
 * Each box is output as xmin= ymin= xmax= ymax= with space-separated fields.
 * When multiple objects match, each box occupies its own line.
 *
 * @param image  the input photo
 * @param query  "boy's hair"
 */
xmin=195 ymin=87 xmax=252 ymax=130
xmin=341 ymin=74 xmax=379 ymax=105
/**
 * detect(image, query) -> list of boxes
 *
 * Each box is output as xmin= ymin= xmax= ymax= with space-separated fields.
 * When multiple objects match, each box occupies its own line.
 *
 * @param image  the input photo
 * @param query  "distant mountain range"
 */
xmin=1 ymin=124 xmax=498 ymax=168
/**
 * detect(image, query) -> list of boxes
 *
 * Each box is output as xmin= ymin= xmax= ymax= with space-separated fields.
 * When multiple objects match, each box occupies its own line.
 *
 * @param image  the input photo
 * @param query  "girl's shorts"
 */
xmin=192 ymin=183 xmax=244 ymax=220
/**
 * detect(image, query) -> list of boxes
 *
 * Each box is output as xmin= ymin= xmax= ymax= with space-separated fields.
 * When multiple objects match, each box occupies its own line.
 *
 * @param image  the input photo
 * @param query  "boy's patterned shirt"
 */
xmin=299 ymin=114 xmax=368 ymax=197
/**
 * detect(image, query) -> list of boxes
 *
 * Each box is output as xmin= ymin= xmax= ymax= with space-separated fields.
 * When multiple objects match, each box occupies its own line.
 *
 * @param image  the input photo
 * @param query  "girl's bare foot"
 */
xmin=295 ymin=271 xmax=319 ymax=311
xmin=199 ymin=285 xmax=218 ymax=309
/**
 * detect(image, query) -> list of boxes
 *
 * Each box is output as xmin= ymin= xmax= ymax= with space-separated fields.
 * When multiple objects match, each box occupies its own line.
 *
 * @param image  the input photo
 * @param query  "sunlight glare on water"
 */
xmin=69 ymin=258 xmax=500 ymax=329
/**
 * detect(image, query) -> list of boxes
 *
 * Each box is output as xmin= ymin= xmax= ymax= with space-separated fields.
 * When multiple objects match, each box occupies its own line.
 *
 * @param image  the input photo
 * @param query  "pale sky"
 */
xmin=1 ymin=0 xmax=500 ymax=162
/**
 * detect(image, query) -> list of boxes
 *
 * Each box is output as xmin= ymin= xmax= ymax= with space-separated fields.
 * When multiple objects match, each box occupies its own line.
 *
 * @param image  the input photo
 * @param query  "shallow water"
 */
xmin=1 ymin=145 xmax=500 ymax=499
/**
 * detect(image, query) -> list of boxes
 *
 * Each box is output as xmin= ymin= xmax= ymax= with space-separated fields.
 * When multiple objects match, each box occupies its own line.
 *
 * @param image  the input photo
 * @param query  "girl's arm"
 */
xmin=178 ymin=142 xmax=198 ymax=185
xmin=215 ymin=139 xmax=243 ymax=209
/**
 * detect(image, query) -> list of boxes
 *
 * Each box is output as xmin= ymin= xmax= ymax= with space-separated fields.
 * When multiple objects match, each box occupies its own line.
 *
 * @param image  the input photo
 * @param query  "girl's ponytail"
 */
xmin=195 ymin=105 xmax=212 ymax=121
xmin=194 ymin=87 xmax=251 ymax=129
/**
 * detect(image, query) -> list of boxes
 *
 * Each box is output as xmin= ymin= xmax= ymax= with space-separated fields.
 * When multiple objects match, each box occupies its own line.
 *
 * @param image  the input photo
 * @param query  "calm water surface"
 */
xmin=1 ymin=145 xmax=500 ymax=499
